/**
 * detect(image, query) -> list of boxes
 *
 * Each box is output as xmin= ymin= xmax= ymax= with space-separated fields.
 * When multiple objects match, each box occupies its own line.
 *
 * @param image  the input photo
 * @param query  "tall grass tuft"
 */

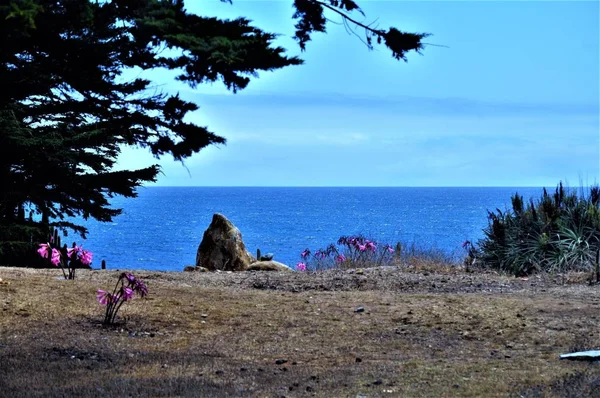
xmin=476 ymin=182 xmax=600 ymax=276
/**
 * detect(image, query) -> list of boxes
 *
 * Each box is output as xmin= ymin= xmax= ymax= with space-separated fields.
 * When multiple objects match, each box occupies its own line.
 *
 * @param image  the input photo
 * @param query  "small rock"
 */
xmin=201 ymin=313 xmax=208 ymax=318
xmin=356 ymin=269 xmax=364 ymax=275
xmin=183 ymin=265 xmax=209 ymax=272
xmin=215 ymin=370 xmax=224 ymax=375
xmin=247 ymin=261 xmax=292 ymax=272
xmin=260 ymin=253 xmax=274 ymax=261
xmin=355 ymin=357 xmax=362 ymax=363
xmin=240 ymin=367 xmax=247 ymax=372
xmin=355 ymin=307 xmax=365 ymax=313
xmin=275 ymin=359 xmax=288 ymax=365
xmin=373 ymin=379 xmax=383 ymax=385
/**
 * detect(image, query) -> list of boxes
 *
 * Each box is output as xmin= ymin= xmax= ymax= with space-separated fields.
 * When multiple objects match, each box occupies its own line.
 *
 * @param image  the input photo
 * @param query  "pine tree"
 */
xmin=0 ymin=0 xmax=429 ymax=266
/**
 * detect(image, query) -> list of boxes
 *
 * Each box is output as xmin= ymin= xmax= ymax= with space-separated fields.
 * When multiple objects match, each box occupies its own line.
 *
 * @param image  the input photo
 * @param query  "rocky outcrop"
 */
xmin=246 ymin=261 xmax=293 ymax=272
xmin=195 ymin=213 xmax=256 ymax=271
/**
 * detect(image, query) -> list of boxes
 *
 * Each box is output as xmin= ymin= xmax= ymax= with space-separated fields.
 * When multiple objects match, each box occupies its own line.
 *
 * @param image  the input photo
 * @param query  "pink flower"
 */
xmin=37 ymin=243 xmax=50 ymax=258
xmin=366 ymin=241 xmax=377 ymax=252
xmin=134 ymin=279 xmax=148 ymax=297
xmin=386 ymin=245 xmax=394 ymax=254
xmin=357 ymin=244 xmax=366 ymax=252
xmin=335 ymin=254 xmax=346 ymax=263
xmin=314 ymin=250 xmax=327 ymax=259
xmin=80 ymin=250 xmax=93 ymax=266
xmin=67 ymin=246 xmax=80 ymax=259
xmin=96 ymin=289 xmax=111 ymax=305
xmin=124 ymin=273 xmax=136 ymax=283
xmin=296 ymin=262 xmax=307 ymax=272
xmin=50 ymin=248 xmax=61 ymax=266
xmin=301 ymin=249 xmax=310 ymax=259
xmin=122 ymin=287 xmax=134 ymax=301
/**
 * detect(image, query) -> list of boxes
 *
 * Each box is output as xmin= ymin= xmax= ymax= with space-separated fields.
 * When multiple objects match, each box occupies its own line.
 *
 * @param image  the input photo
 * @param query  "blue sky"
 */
xmin=118 ymin=0 xmax=599 ymax=187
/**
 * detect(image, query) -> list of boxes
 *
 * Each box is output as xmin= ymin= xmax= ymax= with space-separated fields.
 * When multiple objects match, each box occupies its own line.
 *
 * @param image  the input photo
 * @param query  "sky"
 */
xmin=117 ymin=0 xmax=600 ymax=187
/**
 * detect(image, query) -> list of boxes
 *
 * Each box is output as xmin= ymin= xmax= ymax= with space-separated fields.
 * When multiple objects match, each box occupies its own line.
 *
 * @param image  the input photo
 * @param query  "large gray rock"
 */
xmin=246 ymin=261 xmax=293 ymax=272
xmin=195 ymin=213 xmax=256 ymax=271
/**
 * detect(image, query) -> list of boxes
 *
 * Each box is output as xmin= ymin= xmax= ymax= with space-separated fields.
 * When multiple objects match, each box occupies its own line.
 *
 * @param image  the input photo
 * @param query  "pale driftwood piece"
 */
xmin=559 ymin=350 xmax=600 ymax=360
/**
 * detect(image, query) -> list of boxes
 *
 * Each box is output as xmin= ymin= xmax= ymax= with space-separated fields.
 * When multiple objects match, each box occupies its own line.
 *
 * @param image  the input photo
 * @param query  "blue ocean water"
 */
xmin=75 ymin=187 xmax=543 ymax=272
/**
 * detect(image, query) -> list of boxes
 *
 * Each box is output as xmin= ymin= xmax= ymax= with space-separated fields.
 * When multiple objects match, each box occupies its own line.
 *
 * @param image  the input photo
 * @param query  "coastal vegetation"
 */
xmin=297 ymin=234 xmax=456 ymax=272
xmin=475 ymin=182 xmax=600 ymax=277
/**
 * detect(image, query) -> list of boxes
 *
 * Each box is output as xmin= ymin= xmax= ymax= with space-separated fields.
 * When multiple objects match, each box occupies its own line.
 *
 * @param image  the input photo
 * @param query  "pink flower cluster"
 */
xmin=37 ymin=243 xmax=61 ymax=266
xmin=296 ymin=262 xmax=307 ymax=272
xmin=37 ymin=243 xmax=93 ymax=267
xmin=67 ymin=245 xmax=93 ymax=266
xmin=97 ymin=273 xmax=148 ymax=325
xmin=338 ymin=236 xmax=379 ymax=253
xmin=299 ymin=235 xmax=397 ymax=270
xmin=97 ymin=272 xmax=148 ymax=306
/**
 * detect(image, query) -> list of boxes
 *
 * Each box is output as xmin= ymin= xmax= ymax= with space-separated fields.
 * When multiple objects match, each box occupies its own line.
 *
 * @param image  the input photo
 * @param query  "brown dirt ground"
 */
xmin=1 ymin=265 xmax=600 ymax=397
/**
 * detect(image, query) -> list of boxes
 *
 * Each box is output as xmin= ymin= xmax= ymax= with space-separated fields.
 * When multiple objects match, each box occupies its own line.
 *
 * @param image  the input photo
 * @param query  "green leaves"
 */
xmin=290 ymin=0 xmax=430 ymax=61
xmin=293 ymin=0 xmax=327 ymax=51
xmin=478 ymin=182 xmax=600 ymax=276
xmin=382 ymin=28 xmax=429 ymax=61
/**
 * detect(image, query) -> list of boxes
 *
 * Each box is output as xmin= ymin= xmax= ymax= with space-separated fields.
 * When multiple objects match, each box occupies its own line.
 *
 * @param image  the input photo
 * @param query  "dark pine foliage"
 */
xmin=0 ymin=0 xmax=429 ymax=266
xmin=477 ymin=182 xmax=600 ymax=276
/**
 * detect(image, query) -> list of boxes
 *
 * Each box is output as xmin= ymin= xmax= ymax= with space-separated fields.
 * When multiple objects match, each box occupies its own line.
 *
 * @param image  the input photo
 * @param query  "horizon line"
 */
xmin=140 ymin=185 xmax=596 ymax=189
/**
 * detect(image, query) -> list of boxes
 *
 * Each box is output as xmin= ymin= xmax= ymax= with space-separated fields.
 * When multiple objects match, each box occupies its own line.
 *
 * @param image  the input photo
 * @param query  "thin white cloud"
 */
xmin=315 ymin=132 xmax=368 ymax=146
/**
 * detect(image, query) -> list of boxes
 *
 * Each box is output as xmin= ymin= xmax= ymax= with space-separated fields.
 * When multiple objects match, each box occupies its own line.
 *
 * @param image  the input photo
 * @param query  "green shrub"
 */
xmin=476 ymin=182 xmax=600 ymax=276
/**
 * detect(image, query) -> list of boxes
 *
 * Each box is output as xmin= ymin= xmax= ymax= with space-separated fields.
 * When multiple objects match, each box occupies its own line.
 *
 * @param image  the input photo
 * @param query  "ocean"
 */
xmin=74 ymin=187 xmax=544 ymax=272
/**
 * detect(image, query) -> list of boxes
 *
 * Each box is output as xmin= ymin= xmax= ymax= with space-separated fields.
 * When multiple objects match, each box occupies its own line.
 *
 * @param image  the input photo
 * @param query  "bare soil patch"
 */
xmin=1 ymin=266 xmax=599 ymax=397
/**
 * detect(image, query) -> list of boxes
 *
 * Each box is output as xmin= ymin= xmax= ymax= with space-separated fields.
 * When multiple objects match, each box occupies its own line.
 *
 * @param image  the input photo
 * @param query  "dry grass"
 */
xmin=1 ymin=266 xmax=600 ymax=397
